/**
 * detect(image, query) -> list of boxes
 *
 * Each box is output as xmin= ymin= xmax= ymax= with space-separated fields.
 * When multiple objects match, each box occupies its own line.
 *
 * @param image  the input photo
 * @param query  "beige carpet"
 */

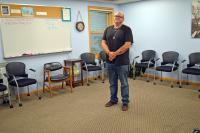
xmin=0 ymin=79 xmax=200 ymax=133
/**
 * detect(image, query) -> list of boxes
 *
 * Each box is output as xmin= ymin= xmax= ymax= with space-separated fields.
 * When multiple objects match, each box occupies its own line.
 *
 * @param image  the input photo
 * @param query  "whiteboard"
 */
xmin=0 ymin=18 xmax=72 ymax=58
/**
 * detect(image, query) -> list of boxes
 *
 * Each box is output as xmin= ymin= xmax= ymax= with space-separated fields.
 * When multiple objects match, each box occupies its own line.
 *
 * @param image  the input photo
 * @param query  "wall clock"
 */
xmin=76 ymin=11 xmax=85 ymax=32
xmin=76 ymin=21 xmax=85 ymax=32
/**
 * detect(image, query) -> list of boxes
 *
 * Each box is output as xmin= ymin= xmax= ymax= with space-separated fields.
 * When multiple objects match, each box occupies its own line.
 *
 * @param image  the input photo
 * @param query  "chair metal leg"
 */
xmin=7 ymin=87 xmax=13 ymax=108
xmin=179 ymin=73 xmax=182 ymax=88
xmin=43 ymin=71 xmax=46 ymax=93
xmin=94 ymin=72 xmax=97 ymax=80
xmin=37 ymin=82 xmax=41 ymax=100
xmin=69 ymin=79 xmax=73 ymax=92
xmin=62 ymin=82 xmax=64 ymax=88
xmin=153 ymin=69 xmax=156 ymax=85
xmin=186 ymin=74 xmax=189 ymax=85
xmin=16 ymin=86 xmax=22 ymax=107
xmin=86 ymin=70 xmax=89 ymax=86
xmin=102 ymin=68 xmax=104 ymax=83
xmin=2 ymin=91 xmax=6 ymax=104
xmin=198 ymin=89 xmax=200 ymax=98
xmin=170 ymin=80 xmax=174 ymax=88
xmin=99 ymin=70 xmax=101 ymax=79
xmin=49 ymin=85 xmax=53 ymax=97
xmin=146 ymin=69 xmax=150 ymax=82
xmin=140 ymin=70 xmax=142 ymax=77
xmin=47 ymin=81 xmax=53 ymax=97
xmin=27 ymin=86 xmax=30 ymax=96
xmin=160 ymin=71 xmax=163 ymax=82
xmin=132 ymin=65 xmax=136 ymax=80
xmin=43 ymin=81 xmax=45 ymax=93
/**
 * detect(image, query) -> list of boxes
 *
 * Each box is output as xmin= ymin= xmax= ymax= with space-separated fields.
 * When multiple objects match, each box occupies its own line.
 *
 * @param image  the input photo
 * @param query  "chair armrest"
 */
xmin=154 ymin=58 xmax=160 ymax=68
xmin=63 ymin=66 xmax=70 ymax=72
xmin=5 ymin=73 xmax=28 ymax=83
xmin=4 ymin=73 xmax=15 ymax=79
xmin=99 ymin=60 xmax=104 ymax=68
xmin=81 ymin=61 xmax=86 ymax=67
xmin=3 ymin=73 xmax=8 ymax=78
xmin=63 ymin=66 xmax=70 ymax=77
xmin=134 ymin=56 xmax=139 ymax=59
xmin=29 ymin=68 xmax=36 ymax=72
xmin=195 ymin=64 xmax=200 ymax=67
xmin=180 ymin=60 xmax=186 ymax=70
xmin=82 ymin=62 xmax=88 ymax=70
xmin=44 ymin=69 xmax=51 ymax=76
xmin=28 ymin=68 xmax=37 ymax=79
xmin=44 ymin=69 xmax=50 ymax=72
xmin=5 ymin=73 xmax=19 ymax=86
xmin=99 ymin=59 xmax=101 ymax=65
xmin=171 ymin=60 xmax=179 ymax=71
xmin=181 ymin=60 xmax=186 ymax=64
xmin=155 ymin=58 xmax=160 ymax=62
xmin=132 ymin=56 xmax=140 ymax=65
xmin=44 ymin=69 xmax=51 ymax=81
xmin=147 ymin=60 xmax=154 ymax=68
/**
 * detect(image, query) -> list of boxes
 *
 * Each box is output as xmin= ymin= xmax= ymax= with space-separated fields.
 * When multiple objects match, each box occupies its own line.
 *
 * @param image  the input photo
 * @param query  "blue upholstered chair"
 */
xmin=81 ymin=52 xmax=102 ymax=86
xmin=6 ymin=62 xmax=41 ymax=107
xmin=154 ymin=51 xmax=180 ymax=88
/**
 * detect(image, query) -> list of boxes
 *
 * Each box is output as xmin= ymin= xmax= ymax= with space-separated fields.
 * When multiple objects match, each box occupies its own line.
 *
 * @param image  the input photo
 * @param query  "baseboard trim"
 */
xmin=141 ymin=73 xmax=200 ymax=86
xmin=18 ymin=73 xmax=200 ymax=98
xmin=17 ymin=84 xmax=71 ymax=98
xmin=18 ymin=77 xmax=103 ymax=97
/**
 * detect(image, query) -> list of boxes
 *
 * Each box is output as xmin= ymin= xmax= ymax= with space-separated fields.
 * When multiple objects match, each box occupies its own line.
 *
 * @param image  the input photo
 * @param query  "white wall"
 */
xmin=0 ymin=0 xmax=118 ymax=91
xmin=120 ymin=0 xmax=200 ymax=82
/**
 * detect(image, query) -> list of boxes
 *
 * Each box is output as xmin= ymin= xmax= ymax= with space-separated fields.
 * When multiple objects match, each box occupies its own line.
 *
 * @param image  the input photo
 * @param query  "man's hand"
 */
xmin=108 ymin=52 xmax=117 ymax=61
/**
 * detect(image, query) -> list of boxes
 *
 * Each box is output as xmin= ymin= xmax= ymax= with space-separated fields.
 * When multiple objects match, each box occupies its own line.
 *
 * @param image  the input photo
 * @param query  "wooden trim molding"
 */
xmin=88 ymin=6 xmax=114 ymax=58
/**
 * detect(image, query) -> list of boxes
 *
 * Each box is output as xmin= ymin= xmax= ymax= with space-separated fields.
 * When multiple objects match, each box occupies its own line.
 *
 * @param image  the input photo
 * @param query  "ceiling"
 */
xmin=80 ymin=0 xmax=143 ymax=4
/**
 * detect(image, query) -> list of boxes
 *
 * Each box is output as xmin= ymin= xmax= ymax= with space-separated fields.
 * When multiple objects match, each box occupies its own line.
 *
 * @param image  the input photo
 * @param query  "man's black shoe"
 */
xmin=105 ymin=101 xmax=118 ymax=107
xmin=122 ymin=104 xmax=128 ymax=111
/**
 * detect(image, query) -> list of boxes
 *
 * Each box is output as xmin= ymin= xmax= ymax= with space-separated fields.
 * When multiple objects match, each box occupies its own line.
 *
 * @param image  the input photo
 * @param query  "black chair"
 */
xmin=134 ymin=50 xmax=156 ymax=82
xmin=43 ymin=62 xmax=72 ymax=96
xmin=154 ymin=51 xmax=179 ymax=88
xmin=5 ymin=62 xmax=41 ymax=107
xmin=180 ymin=52 xmax=200 ymax=97
xmin=0 ymin=78 xmax=13 ymax=108
xmin=80 ymin=52 xmax=102 ymax=86
xmin=99 ymin=51 xmax=107 ymax=83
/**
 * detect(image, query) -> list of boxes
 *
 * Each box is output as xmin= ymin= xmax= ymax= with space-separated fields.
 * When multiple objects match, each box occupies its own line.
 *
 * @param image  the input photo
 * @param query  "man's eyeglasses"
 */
xmin=114 ymin=15 xmax=124 ymax=19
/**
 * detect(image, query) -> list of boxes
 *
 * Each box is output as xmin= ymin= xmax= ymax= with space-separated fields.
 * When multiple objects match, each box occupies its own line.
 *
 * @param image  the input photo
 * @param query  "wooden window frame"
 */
xmin=88 ymin=6 xmax=114 ymax=58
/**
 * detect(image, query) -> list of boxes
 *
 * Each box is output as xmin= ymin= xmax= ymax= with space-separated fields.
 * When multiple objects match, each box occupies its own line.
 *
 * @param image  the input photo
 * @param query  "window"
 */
xmin=88 ymin=6 xmax=114 ymax=58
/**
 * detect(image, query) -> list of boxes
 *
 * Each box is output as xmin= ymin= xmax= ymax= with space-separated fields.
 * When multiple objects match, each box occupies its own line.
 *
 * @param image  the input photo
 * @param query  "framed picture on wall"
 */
xmin=1 ymin=5 xmax=10 ymax=16
xmin=192 ymin=0 xmax=200 ymax=38
xmin=21 ymin=7 xmax=34 ymax=17
xmin=62 ymin=8 xmax=71 ymax=21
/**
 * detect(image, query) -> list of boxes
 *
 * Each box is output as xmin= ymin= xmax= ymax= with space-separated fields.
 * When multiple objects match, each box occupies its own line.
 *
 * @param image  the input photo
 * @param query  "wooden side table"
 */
xmin=64 ymin=59 xmax=83 ymax=88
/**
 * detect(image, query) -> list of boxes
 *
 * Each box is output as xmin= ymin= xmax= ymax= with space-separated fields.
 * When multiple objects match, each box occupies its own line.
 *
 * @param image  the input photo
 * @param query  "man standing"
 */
xmin=101 ymin=11 xmax=133 ymax=111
